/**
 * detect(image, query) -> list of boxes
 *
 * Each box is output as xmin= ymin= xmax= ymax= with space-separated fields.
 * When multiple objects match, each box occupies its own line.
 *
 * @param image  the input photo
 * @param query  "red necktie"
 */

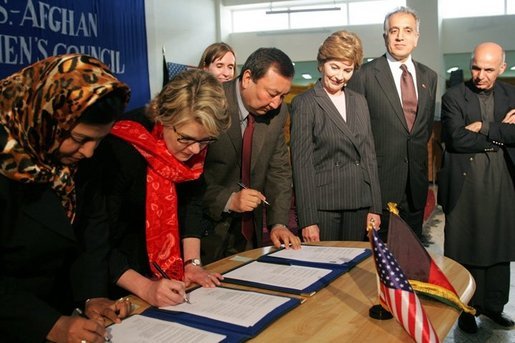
xmin=241 ymin=114 xmax=255 ymax=242
xmin=400 ymin=64 xmax=417 ymax=132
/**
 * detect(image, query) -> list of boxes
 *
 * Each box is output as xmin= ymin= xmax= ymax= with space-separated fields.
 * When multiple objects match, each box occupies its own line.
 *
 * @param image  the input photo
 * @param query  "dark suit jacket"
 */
xmin=0 ymin=167 xmax=109 ymax=342
xmin=290 ymin=81 xmax=382 ymax=228
xmin=348 ymin=55 xmax=437 ymax=210
xmin=438 ymin=80 xmax=515 ymax=213
xmin=200 ymin=79 xmax=292 ymax=245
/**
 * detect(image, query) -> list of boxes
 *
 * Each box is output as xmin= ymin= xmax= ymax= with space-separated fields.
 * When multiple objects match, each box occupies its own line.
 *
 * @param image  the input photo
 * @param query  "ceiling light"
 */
xmin=367 ymin=58 xmax=374 ymax=62
xmin=301 ymin=73 xmax=312 ymax=80
xmin=446 ymin=66 xmax=460 ymax=73
xmin=266 ymin=7 xmax=341 ymax=15
xmin=510 ymin=65 xmax=515 ymax=71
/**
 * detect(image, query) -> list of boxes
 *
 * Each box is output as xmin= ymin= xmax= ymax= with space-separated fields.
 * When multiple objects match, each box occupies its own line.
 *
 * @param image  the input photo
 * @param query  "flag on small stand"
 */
xmin=369 ymin=229 xmax=440 ymax=343
xmin=386 ymin=203 xmax=475 ymax=315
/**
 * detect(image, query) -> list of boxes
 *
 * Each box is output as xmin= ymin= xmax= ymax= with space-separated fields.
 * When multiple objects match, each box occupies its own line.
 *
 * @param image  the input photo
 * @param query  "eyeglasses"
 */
xmin=174 ymin=126 xmax=217 ymax=148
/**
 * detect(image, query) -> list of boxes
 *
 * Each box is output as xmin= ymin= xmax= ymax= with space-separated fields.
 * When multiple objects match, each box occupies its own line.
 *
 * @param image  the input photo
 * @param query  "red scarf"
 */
xmin=111 ymin=120 xmax=205 ymax=281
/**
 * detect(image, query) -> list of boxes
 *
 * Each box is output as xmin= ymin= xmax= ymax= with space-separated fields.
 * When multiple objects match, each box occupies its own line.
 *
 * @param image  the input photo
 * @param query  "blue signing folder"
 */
xmin=142 ymin=286 xmax=301 ymax=342
xmin=222 ymin=246 xmax=371 ymax=295
xmin=258 ymin=245 xmax=371 ymax=270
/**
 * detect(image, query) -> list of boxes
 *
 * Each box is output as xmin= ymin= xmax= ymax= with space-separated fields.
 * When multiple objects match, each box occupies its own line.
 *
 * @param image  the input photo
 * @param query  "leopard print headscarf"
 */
xmin=0 ymin=54 xmax=130 ymax=223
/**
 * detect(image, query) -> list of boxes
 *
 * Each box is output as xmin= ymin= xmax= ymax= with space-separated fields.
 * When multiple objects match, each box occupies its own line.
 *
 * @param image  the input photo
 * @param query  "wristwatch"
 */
xmin=184 ymin=258 xmax=202 ymax=267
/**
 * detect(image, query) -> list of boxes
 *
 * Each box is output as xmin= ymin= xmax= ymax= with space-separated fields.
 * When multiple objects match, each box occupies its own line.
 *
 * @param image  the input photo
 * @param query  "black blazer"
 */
xmin=348 ymin=55 xmax=437 ymax=210
xmin=438 ymin=80 xmax=515 ymax=213
xmin=290 ymin=81 xmax=382 ymax=228
xmin=0 ymin=167 xmax=109 ymax=342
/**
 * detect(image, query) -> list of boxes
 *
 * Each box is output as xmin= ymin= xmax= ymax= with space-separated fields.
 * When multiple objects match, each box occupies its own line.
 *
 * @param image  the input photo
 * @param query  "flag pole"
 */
xmin=162 ymin=45 xmax=169 ymax=88
xmin=367 ymin=220 xmax=393 ymax=320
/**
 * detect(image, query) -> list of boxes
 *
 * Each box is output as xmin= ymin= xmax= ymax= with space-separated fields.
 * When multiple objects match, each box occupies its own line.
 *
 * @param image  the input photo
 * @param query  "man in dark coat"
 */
xmin=439 ymin=41 xmax=515 ymax=333
xmin=347 ymin=6 xmax=437 ymax=243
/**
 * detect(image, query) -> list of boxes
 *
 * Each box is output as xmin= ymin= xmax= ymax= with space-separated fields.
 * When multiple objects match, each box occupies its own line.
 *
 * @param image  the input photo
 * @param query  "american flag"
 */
xmin=370 ymin=229 xmax=440 ymax=343
xmin=162 ymin=50 xmax=196 ymax=88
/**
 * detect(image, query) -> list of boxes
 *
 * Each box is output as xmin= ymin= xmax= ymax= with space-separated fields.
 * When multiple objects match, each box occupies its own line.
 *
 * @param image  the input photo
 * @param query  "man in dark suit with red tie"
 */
xmin=348 ymin=6 xmax=437 ymax=243
xmin=192 ymin=48 xmax=301 ymax=264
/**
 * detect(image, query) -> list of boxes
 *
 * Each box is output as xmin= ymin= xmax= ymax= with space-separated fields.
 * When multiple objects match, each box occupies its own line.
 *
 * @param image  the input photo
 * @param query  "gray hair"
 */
xmin=383 ymin=6 xmax=420 ymax=33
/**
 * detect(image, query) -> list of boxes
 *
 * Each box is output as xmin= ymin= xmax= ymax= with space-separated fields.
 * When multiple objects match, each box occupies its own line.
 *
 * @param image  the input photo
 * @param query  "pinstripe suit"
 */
xmin=290 ymin=80 xmax=382 ymax=240
xmin=347 ymin=55 xmax=437 ymax=238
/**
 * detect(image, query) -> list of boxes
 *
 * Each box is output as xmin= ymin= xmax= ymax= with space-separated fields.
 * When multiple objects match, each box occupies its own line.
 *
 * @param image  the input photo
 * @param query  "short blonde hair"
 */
xmin=317 ymin=30 xmax=364 ymax=70
xmin=147 ymin=69 xmax=230 ymax=137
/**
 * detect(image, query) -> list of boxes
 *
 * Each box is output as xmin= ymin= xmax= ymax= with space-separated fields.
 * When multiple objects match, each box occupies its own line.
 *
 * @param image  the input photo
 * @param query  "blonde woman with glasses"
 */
xmin=93 ymin=69 xmax=230 ymax=307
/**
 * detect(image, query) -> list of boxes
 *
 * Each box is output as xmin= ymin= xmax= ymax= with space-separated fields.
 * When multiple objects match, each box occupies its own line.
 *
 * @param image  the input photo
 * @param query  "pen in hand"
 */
xmin=237 ymin=182 xmax=270 ymax=206
xmin=71 ymin=307 xmax=87 ymax=318
xmin=152 ymin=261 xmax=191 ymax=304
xmin=72 ymin=308 xmax=112 ymax=342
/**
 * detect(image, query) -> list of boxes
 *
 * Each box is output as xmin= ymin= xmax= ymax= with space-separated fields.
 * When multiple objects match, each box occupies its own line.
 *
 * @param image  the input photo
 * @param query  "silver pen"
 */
xmin=152 ymin=261 xmax=191 ymax=304
xmin=237 ymin=182 xmax=270 ymax=206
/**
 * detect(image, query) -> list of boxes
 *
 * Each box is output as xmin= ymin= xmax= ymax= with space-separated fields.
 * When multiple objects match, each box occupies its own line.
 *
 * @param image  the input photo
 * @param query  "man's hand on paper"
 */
xmin=270 ymin=224 xmax=301 ymax=249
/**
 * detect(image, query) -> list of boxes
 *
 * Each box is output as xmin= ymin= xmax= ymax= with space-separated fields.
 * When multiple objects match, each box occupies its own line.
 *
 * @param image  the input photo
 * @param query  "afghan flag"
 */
xmin=386 ymin=203 xmax=475 ymax=315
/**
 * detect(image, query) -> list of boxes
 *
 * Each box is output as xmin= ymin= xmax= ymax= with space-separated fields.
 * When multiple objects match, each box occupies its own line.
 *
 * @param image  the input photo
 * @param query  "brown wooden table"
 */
xmin=129 ymin=241 xmax=475 ymax=342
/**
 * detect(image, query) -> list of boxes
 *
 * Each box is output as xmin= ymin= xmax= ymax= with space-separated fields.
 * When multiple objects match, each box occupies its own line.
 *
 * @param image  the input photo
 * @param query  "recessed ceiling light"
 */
xmin=446 ymin=66 xmax=460 ymax=73
xmin=301 ymin=73 xmax=312 ymax=80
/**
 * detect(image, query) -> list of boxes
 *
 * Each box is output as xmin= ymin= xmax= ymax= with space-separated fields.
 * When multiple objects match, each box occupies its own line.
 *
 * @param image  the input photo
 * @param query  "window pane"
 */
xmin=290 ymin=7 xmax=347 ymax=29
xmin=229 ymin=0 xmax=410 ymax=33
xmin=349 ymin=0 xmax=405 ymax=25
xmin=232 ymin=9 xmax=288 ymax=33
xmin=508 ymin=0 xmax=515 ymax=14
xmin=441 ymin=0 xmax=504 ymax=18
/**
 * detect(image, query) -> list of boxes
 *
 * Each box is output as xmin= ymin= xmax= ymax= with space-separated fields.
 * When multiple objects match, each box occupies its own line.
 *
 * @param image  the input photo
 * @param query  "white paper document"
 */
xmin=160 ymin=287 xmax=290 ymax=328
xmin=108 ymin=315 xmax=226 ymax=343
xmin=270 ymin=245 xmax=367 ymax=264
xmin=223 ymin=261 xmax=331 ymax=290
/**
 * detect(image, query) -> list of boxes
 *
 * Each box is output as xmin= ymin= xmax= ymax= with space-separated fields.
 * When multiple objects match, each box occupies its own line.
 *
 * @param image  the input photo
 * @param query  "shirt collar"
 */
xmin=235 ymin=79 xmax=248 ymax=122
xmin=386 ymin=52 xmax=415 ymax=73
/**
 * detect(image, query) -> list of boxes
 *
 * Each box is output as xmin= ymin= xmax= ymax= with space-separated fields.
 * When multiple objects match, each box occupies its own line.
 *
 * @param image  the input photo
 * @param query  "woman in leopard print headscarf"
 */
xmin=0 ymin=54 xmax=131 ymax=343
xmin=0 ymin=53 xmax=130 ymax=222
